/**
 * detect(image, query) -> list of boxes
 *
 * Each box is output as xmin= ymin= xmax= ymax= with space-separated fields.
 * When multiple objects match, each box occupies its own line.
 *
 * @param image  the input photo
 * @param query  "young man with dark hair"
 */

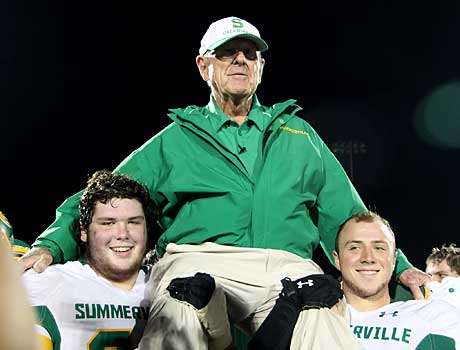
xmin=22 ymin=170 xmax=155 ymax=349
xmin=424 ymin=243 xmax=460 ymax=311
xmin=426 ymin=243 xmax=460 ymax=282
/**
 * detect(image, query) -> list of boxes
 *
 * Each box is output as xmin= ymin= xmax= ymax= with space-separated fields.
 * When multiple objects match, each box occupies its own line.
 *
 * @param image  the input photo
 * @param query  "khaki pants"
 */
xmin=138 ymin=243 xmax=362 ymax=350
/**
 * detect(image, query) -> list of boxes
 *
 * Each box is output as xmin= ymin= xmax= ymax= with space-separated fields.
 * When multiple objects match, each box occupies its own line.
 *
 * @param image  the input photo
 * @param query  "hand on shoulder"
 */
xmin=18 ymin=247 xmax=53 ymax=273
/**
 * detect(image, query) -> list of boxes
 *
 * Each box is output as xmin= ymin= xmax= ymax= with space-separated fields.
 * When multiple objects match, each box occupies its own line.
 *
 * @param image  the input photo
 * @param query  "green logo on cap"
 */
xmin=231 ymin=18 xmax=244 ymax=28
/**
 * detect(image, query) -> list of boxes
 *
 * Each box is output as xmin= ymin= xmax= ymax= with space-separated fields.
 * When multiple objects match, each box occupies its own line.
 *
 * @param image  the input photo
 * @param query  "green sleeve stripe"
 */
xmin=34 ymin=305 xmax=61 ymax=350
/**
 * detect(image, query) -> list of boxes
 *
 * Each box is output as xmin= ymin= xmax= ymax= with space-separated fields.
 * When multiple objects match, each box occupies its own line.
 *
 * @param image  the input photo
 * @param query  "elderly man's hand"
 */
xmin=399 ymin=267 xmax=432 ymax=300
xmin=17 ymin=247 xmax=53 ymax=273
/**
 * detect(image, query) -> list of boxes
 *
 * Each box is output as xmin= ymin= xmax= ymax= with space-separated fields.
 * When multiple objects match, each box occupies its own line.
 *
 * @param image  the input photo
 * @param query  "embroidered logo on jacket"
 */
xmin=279 ymin=125 xmax=309 ymax=136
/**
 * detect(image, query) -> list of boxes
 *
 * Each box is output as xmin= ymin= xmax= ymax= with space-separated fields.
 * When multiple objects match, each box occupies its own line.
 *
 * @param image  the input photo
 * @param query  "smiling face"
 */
xmin=333 ymin=219 xmax=397 ymax=308
xmin=196 ymin=37 xmax=265 ymax=103
xmin=80 ymin=197 xmax=148 ymax=289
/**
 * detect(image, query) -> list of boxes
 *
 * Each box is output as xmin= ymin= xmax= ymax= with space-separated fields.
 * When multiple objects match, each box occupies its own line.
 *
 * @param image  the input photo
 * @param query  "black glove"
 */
xmin=280 ymin=274 xmax=343 ymax=310
xmin=167 ymin=272 xmax=216 ymax=309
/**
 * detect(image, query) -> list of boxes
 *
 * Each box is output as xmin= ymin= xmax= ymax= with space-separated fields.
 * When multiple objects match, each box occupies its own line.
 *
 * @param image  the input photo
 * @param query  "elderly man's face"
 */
xmin=197 ymin=38 xmax=265 ymax=101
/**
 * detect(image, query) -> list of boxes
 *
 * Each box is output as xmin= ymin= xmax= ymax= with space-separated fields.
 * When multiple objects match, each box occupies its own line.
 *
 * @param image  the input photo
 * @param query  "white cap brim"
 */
xmin=202 ymin=33 xmax=268 ymax=55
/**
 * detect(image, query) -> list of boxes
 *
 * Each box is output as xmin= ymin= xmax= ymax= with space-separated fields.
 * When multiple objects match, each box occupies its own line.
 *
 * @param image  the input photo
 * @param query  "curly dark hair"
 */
xmin=78 ymin=170 xmax=157 ymax=250
xmin=426 ymin=243 xmax=460 ymax=274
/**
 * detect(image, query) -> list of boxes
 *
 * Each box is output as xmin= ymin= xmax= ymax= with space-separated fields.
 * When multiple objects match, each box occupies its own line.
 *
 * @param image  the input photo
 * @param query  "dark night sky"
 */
xmin=2 ymin=2 xmax=460 ymax=270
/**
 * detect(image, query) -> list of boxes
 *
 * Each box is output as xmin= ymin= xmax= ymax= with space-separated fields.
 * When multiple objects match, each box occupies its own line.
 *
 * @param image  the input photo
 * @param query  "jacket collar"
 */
xmin=168 ymin=96 xmax=299 ymax=126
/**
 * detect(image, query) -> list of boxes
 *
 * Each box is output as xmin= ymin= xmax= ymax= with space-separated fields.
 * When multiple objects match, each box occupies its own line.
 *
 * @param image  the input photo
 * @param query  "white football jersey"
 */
xmin=427 ymin=276 xmax=460 ymax=310
xmin=348 ymin=299 xmax=460 ymax=350
xmin=22 ymin=261 xmax=151 ymax=350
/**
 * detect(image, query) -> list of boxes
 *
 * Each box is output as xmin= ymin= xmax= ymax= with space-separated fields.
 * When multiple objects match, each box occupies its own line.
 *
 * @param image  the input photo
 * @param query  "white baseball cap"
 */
xmin=199 ymin=17 xmax=268 ymax=55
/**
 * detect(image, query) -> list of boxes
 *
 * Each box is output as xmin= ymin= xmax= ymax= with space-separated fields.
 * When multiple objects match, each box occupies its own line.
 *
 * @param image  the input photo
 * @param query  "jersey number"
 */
xmin=87 ymin=329 xmax=131 ymax=350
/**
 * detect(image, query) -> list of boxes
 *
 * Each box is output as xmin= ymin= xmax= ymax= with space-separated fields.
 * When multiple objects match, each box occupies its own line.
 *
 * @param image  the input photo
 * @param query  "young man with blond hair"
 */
xmin=250 ymin=211 xmax=460 ymax=349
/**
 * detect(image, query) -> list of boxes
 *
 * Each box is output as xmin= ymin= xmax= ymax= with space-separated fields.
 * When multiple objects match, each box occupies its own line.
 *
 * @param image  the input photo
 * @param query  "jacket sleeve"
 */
xmin=393 ymin=248 xmax=413 ymax=279
xmin=32 ymin=191 xmax=83 ymax=263
xmin=32 ymin=136 xmax=163 ymax=263
xmin=310 ymin=127 xmax=413 ymax=278
xmin=311 ymin=129 xmax=366 ymax=264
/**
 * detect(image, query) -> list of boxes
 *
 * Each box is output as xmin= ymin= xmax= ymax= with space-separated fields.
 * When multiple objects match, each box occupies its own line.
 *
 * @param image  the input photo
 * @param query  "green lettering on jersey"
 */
xmin=111 ymin=304 xmax=123 ymax=318
xmin=352 ymin=324 xmax=412 ymax=343
xmin=353 ymin=325 xmax=363 ymax=338
xmin=374 ymin=326 xmax=381 ymax=339
xmin=85 ymin=303 xmax=97 ymax=319
xmin=363 ymin=326 xmax=373 ymax=339
xmin=391 ymin=327 xmax=401 ymax=341
xmin=74 ymin=303 xmax=149 ymax=320
xmin=123 ymin=305 xmax=131 ymax=318
xmin=402 ymin=328 xmax=412 ymax=344
xmin=381 ymin=327 xmax=389 ymax=340
xmin=75 ymin=303 xmax=85 ymax=319
xmin=96 ymin=304 xmax=110 ymax=318
xmin=132 ymin=306 xmax=140 ymax=319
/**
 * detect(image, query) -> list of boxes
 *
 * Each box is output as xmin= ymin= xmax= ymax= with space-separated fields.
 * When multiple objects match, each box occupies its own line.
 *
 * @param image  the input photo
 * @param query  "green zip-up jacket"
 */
xmin=33 ymin=98 xmax=412 ymax=275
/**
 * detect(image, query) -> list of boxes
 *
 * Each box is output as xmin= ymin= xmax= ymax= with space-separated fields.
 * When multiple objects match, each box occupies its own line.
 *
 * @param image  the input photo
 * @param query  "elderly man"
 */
xmin=20 ymin=17 xmax=428 ymax=349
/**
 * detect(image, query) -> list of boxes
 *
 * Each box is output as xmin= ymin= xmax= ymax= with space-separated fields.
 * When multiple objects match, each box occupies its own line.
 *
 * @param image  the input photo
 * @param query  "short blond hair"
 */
xmin=335 ymin=211 xmax=395 ymax=252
